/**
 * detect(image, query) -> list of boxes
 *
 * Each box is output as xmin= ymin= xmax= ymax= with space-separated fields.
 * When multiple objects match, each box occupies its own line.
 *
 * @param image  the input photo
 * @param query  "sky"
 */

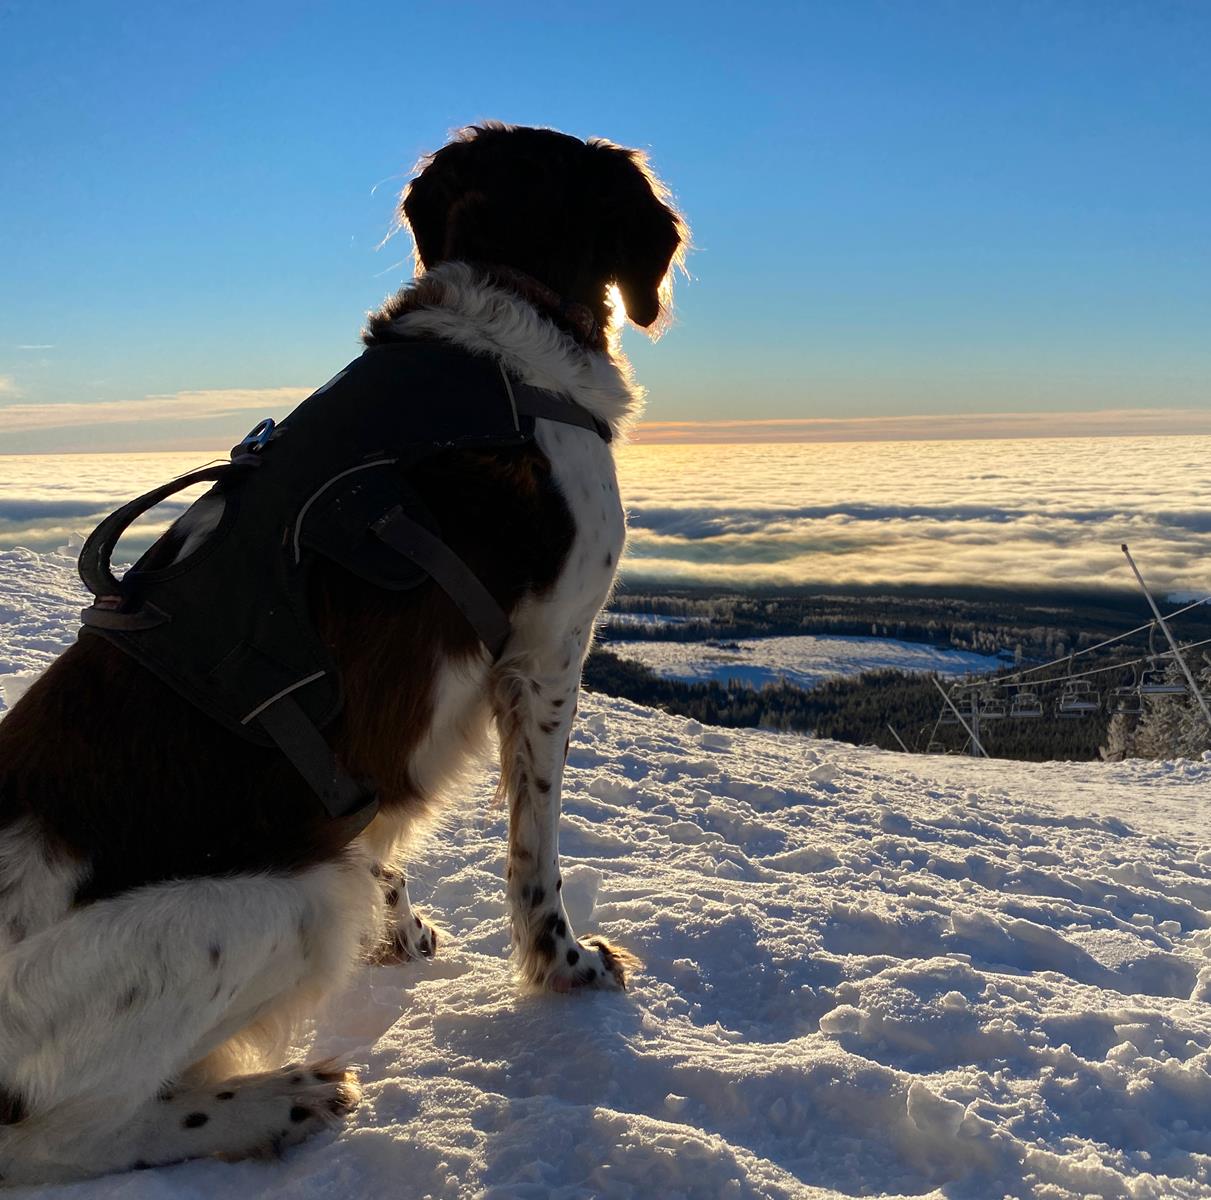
xmin=1 ymin=1 xmax=1209 ymax=452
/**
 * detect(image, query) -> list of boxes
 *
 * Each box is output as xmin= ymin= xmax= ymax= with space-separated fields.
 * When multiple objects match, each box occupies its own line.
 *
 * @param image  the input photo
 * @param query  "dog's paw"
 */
xmin=163 ymin=1061 xmax=361 ymax=1165
xmin=543 ymin=935 xmax=638 ymax=993
xmin=370 ymin=912 xmax=439 ymax=965
xmin=252 ymin=1063 xmax=362 ymax=1156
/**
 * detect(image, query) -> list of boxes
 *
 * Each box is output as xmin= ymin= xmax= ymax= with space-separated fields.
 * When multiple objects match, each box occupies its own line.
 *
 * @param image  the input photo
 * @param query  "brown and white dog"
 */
xmin=0 ymin=123 xmax=685 ymax=1183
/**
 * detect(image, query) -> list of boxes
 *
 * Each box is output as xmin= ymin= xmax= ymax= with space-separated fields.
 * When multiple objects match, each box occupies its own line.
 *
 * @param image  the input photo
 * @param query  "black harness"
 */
xmin=77 ymin=339 xmax=610 ymax=831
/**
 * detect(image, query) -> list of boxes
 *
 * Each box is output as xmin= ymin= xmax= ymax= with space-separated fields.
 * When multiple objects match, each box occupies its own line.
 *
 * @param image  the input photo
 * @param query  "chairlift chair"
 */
xmin=1058 ymin=679 xmax=1099 ymax=718
xmin=1010 ymin=689 xmax=1043 ymax=719
xmin=954 ymin=693 xmax=978 ymax=721
xmin=1139 ymin=622 xmax=1188 ymax=695
xmin=1139 ymin=659 xmax=1187 ymax=696
xmin=1110 ymin=666 xmax=1142 ymax=715
xmin=980 ymin=693 xmax=1006 ymax=720
xmin=1112 ymin=686 xmax=1143 ymax=715
xmin=940 ymin=690 xmax=975 ymax=725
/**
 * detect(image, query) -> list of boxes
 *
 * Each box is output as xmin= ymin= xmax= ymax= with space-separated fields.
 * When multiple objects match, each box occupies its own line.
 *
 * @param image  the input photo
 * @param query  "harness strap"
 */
xmin=255 ymin=695 xmax=380 ymax=825
xmin=371 ymin=505 xmax=512 ymax=659
xmin=78 ymin=463 xmax=234 ymax=626
xmin=362 ymin=343 xmax=612 ymax=444
xmin=511 ymin=380 xmax=612 ymax=442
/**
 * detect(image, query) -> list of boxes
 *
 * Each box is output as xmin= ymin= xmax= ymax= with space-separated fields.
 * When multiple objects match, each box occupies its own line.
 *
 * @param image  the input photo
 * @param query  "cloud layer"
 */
xmin=0 ymin=453 xmax=224 ymax=557
xmin=616 ymin=435 xmax=1211 ymax=594
xmin=2 ymin=437 xmax=1208 ymax=596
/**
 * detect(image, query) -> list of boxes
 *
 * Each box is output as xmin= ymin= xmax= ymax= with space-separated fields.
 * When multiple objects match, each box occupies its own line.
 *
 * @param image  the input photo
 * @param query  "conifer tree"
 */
xmin=1101 ymin=712 xmax=1137 ymax=762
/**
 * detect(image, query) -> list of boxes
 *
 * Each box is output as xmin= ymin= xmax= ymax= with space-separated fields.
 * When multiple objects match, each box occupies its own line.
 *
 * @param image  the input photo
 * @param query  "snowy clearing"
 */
xmin=0 ymin=547 xmax=84 ymax=695
xmin=605 ymin=633 xmax=1005 ymax=691
xmin=4 ymin=549 xmax=1211 ymax=1198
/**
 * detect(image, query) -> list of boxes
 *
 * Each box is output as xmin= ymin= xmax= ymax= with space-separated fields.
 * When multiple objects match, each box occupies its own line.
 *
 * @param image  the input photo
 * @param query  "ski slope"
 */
xmin=4 ymin=547 xmax=1211 ymax=1199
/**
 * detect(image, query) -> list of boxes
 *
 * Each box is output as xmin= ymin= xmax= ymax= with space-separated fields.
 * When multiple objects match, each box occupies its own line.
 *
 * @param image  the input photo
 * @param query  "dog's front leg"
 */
xmin=494 ymin=633 xmax=636 ymax=992
xmin=368 ymin=863 xmax=439 ymax=964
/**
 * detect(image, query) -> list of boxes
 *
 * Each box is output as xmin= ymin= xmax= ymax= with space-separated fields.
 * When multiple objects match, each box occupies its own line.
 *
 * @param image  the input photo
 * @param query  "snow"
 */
xmin=5 ymin=548 xmax=1211 ymax=1198
xmin=605 ymin=633 xmax=1005 ymax=690
xmin=0 ymin=547 xmax=84 ymax=684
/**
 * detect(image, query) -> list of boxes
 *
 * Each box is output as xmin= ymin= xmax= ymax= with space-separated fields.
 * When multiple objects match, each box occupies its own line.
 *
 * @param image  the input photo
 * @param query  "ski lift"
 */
xmin=1139 ymin=623 xmax=1187 ymax=695
xmin=1112 ymin=686 xmax=1143 ymax=715
xmin=1111 ymin=666 xmax=1143 ymax=715
xmin=979 ymin=692 xmax=1006 ymax=720
xmin=1140 ymin=665 xmax=1187 ymax=695
xmin=1010 ymin=688 xmax=1043 ymax=719
xmin=1058 ymin=679 xmax=1099 ymax=718
xmin=939 ymin=689 xmax=975 ymax=725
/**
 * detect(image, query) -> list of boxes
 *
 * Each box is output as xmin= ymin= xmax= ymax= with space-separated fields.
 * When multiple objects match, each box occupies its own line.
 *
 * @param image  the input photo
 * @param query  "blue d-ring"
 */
xmin=238 ymin=417 xmax=276 ymax=450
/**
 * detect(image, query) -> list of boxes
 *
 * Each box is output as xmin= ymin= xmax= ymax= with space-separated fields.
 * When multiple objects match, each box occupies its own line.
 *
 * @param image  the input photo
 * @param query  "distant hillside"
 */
xmin=603 ymin=582 xmax=1211 ymax=663
xmin=593 ymin=584 xmax=1211 ymax=762
xmin=585 ymin=645 xmax=1211 ymax=762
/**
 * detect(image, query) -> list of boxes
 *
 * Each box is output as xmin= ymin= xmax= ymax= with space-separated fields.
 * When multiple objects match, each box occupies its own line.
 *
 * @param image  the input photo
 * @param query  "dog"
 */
xmin=0 ymin=122 xmax=685 ymax=1183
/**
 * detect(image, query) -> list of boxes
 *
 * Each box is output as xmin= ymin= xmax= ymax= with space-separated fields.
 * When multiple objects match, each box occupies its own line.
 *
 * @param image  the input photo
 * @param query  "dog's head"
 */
xmin=400 ymin=123 xmax=687 ymax=333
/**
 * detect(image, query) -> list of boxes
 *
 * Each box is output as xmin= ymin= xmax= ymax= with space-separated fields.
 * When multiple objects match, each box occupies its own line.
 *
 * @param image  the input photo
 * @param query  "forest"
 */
xmin=586 ymin=585 xmax=1211 ymax=762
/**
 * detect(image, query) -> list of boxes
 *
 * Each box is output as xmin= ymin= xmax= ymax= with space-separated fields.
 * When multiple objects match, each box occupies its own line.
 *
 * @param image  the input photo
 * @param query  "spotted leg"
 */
xmin=0 ymin=868 xmax=370 ymax=1185
xmin=131 ymin=1061 xmax=361 ymax=1170
xmin=493 ymin=632 xmax=637 ymax=992
xmin=368 ymin=864 xmax=438 ymax=965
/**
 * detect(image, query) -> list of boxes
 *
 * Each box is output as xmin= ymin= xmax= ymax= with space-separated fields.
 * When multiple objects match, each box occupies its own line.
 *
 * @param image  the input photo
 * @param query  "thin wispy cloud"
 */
xmin=14 ymin=344 xmax=55 ymax=351
xmin=633 ymin=409 xmax=1211 ymax=444
xmin=0 ymin=386 xmax=312 ymax=436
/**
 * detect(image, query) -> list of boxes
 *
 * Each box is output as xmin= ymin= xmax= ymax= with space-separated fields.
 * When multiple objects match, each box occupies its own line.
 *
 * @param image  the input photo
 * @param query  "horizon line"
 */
xmin=631 ymin=408 xmax=1211 ymax=444
xmin=2 ymin=405 xmax=1210 ymax=455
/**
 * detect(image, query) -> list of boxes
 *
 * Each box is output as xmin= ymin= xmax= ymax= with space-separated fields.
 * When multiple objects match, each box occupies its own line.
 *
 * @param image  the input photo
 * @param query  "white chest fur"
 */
xmin=534 ymin=417 xmax=626 ymax=626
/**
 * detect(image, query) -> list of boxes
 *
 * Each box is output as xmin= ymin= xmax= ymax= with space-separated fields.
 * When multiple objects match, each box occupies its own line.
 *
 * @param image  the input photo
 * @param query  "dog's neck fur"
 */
xmin=363 ymin=262 xmax=645 ymax=439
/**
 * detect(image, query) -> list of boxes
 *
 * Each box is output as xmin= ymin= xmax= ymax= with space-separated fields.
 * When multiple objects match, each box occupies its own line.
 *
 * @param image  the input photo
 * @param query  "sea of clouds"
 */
xmin=616 ymin=434 xmax=1211 ymax=595
xmin=1 ymin=435 xmax=1208 ymax=596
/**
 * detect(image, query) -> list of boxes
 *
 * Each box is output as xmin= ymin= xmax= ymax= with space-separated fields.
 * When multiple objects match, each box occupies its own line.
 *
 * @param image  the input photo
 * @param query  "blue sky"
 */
xmin=1 ymin=1 xmax=1209 ymax=451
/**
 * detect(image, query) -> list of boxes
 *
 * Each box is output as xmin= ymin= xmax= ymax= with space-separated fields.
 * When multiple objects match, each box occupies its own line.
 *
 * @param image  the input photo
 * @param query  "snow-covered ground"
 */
xmin=0 ymin=546 xmax=85 ymax=704
xmin=605 ymin=633 xmax=1005 ymax=690
xmin=5 ymin=548 xmax=1211 ymax=1198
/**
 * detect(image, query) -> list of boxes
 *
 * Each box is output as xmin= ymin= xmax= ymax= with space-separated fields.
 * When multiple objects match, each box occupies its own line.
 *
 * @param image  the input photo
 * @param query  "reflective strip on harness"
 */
xmin=256 ymin=695 xmax=379 ymax=825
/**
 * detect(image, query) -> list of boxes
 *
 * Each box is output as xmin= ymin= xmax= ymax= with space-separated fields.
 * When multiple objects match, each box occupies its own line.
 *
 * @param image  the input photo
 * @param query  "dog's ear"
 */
xmin=401 ymin=140 xmax=477 ymax=269
xmin=595 ymin=145 xmax=685 ymax=328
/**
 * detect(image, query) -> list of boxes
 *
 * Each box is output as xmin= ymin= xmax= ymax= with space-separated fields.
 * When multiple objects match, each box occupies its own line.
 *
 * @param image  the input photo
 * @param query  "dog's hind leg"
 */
xmin=2 ymin=1061 xmax=362 ymax=1184
xmin=493 ymin=623 xmax=637 ymax=993
xmin=0 ymin=863 xmax=378 ymax=1184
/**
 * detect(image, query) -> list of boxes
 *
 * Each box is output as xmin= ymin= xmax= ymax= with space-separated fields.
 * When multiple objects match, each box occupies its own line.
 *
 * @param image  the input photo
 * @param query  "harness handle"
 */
xmin=78 ymin=464 xmax=233 ymax=603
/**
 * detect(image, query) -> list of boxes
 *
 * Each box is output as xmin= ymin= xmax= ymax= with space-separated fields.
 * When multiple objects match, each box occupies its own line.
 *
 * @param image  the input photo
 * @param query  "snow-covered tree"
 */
xmin=1131 ymin=656 xmax=1211 ymax=760
xmin=1174 ymin=653 xmax=1211 ymax=758
xmin=1101 ymin=711 xmax=1137 ymax=762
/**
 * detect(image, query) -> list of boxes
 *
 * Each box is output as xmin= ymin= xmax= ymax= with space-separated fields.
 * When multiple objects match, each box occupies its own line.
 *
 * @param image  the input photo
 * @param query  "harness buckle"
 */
xmin=231 ymin=417 xmax=276 ymax=461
